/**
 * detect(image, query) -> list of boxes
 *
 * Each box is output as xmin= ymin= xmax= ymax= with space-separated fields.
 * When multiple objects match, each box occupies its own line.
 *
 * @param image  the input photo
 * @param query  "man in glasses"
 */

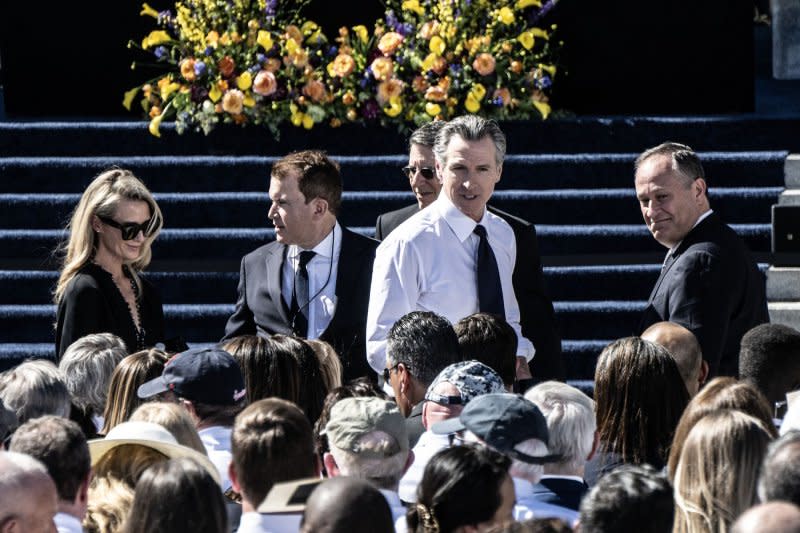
xmin=223 ymin=150 xmax=378 ymax=380
xmin=373 ymin=120 xmax=563 ymax=382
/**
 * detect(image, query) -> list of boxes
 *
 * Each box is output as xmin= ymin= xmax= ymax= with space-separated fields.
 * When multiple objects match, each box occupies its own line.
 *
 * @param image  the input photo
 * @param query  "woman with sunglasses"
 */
xmin=54 ymin=169 xmax=165 ymax=358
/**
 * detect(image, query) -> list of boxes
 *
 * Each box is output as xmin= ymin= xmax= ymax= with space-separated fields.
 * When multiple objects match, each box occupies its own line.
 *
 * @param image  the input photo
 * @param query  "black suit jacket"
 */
xmin=639 ymin=213 xmax=769 ymax=377
xmin=531 ymin=477 xmax=589 ymax=512
xmin=375 ymin=204 xmax=564 ymax=380
xmin=222 ymin=227 xmax=379 ymax=381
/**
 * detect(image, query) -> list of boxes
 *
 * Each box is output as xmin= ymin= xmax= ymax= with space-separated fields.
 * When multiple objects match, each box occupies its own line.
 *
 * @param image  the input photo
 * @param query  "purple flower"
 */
xmin=327 ymin=45 xmax=338 ymax=57
xmin=256 ymin=53 xmax=266 ymax=63
xmin=536 ymin=75 xmax=553 ymax=89
xmin=154 ymin=46 xmax=168 ymax=60
xmin=204 ymin=46 xmax=214 ymax=56
xmin=362 ymin=99 xmax=379 ymax=120
xmin=194 ymin=60 xmax=207 ymax=77
xmin=190 ymin=85 xmax=208 ymax=103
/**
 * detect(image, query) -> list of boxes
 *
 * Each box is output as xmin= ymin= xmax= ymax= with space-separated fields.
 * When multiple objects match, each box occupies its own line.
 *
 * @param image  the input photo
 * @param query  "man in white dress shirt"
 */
xmin=366 ymin=115 xmax=534 ymax=379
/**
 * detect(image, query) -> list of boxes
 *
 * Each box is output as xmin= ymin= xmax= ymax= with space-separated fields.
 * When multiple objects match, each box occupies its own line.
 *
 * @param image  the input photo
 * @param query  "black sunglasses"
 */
xmin=98 ymin=215 xmax=155 ymax=240
xmin=402 ymin=166 xmax=436 ymax=180
xmin=382 ymin=363 xmax=400 ymax=383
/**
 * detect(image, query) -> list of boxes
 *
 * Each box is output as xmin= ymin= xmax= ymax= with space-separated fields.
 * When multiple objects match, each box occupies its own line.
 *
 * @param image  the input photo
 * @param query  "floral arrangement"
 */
xmin=125 ymin=0 xmax=562 ymax=136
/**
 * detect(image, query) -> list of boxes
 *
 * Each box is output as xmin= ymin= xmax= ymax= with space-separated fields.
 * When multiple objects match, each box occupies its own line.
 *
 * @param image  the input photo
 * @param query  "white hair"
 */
xmin=0 ymin=360 xmax=71 ymax=423
xmin=525 ymin=381 xmax=596 ymax=473
xmin=329 ymin=430 xmax=408 ymax=491
xmin=60 ymin=333 xmax=127 ymax=414
xmin=508 ymin=438 xmax=549 ymax=483
xmin=0 ymin=451 xmax=52 ymax=515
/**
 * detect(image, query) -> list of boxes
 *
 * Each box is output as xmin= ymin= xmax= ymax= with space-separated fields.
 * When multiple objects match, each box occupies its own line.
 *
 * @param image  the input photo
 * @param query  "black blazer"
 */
xmin=55 ymin=263 xmax=165 ymax=358
xmin=639 ymin=213 xmax=769 ymax=377
xmin=222 ymin=226 xmax=378 ymax=381
xmin=375 ymin=204 xmax=564 ymax=380
xmin=531 ymin=477 xmax=589 ymax=511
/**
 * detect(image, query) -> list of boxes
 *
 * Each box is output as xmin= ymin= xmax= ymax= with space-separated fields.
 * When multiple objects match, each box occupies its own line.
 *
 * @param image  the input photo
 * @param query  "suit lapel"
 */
xmin=266 ymin=243 xmax=291 ymax=324
xmin=323 ymin=229 xmax=359 ymax=335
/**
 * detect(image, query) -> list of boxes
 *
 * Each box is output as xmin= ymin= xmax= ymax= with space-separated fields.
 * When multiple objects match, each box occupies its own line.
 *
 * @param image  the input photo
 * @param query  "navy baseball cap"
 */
xmin=137 ymin=347 xmax=246 ymax=405
xmin=432 ymin=393 xmax=561 ymax=465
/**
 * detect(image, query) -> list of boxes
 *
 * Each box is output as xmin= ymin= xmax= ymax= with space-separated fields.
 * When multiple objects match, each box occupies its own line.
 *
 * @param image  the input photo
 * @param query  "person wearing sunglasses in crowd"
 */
xmin=54 ymin=169 xmax=165 ymax=358
xmin=374 ymin=120 xmax=564 ymax=383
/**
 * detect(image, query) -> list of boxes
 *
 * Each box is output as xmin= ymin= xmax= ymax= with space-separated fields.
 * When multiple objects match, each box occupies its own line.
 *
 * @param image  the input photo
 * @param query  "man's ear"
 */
xmin=312 ymin=197 xmax=328 ymax=217
xmin=77 ymin=469 xmax=92 ymax=505
xmin=435 ymin=160 xmax=444 ymax=184
xmin=228 ymin=462 xmax=241 ymax=493
xmin=698 ymin=359 xmax=709 ymax=388
xmin=693 ymin=177 xmax=707 ymax=201
xmin=323 ymin=453 xmax=339 ymax=477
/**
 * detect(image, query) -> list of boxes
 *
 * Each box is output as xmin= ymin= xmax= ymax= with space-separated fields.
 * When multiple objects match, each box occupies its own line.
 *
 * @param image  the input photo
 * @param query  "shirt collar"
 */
xmin=513 ymin=476 xmax=534 ymax=497
xmin=435 ymin=194 xmax=487 ymax=243
xmin=288 ymin=221 xmax=341 ymax=260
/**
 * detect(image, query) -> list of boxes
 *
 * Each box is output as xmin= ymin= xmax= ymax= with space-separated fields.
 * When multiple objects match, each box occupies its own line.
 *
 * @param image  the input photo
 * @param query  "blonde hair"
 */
xmin=101 ymin=349 xmax=169 ymax=435
xmin=130 ymin=403 xmax=206 ymax=454
xmin=673 ymin=409 xmax=772 ymax=533
xmin=84 ymin=476 xmax=134 ymax=533
xmin=306 ymin=339 xmax=343 ymax=391
xmin=55 ymin=168 xmax=163 ymax=304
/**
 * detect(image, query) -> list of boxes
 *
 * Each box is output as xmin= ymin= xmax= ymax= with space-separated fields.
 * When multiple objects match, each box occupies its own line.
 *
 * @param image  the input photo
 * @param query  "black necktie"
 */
xmin=291 ymin=250 xmax=316 ymax=337
xmin=474 ymin=224 xmax=505 ymax=316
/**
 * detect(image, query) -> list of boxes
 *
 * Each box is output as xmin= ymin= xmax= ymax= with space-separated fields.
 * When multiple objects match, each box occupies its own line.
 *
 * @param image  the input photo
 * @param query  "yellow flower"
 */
xmin=180 ymin=59 xmax=196 ymax=81
xmin=384 ymin=95 xmax=403 ymax=117
xmin=303 ymin=114 xmax=314 ymax=129
xmin=237 ymin=71 xmax=253 ymax=91
xmin=471 ymin=83 xmax=487 ymax=100
xmin=531 ymin=28 xmax=549 ymax=39
xmin=498 ymin=7 xmax=515 ymax=25
xmin=352 ymin=25 xmax=369 ymax=44
xmin=538 ymin=63 xmax=557 ymax=76
xmin=243 ymin=94 xmax=256 ymax=108
xmin=402 ymin=0 xmax=425 ymax=16
xmin=516 ymin=0 xmax=542 ymax=8
xmin=465 ymin=93 xmax=480 ymax=113
xmin=518 ymin=31 xmax=534 ymax=50
xmin=302 ymin=21 xmax=324 ymax=44
xmin=429 ymin=36 xmax=446 ymax=55
xmin=257 ymin=30 xmax=274 ymax=51
xmin=286 ymin=37 xmax=300 ymax=55
xmin=140 ymin=3 xmax=159 ymax=18
xmin=142 ymin=30 xmax=170 ymax=49
xmin=148 ymin=113 xmax=163 ymax=137
xmin=206 ymin=31 xmax=219 ymax=47
xmin=425 ymin=102 xmax=441 ymax=116
xmin=159 ymin=81 xmax=180 ymax=101
xmin=209 ymin=85 xmax=222 ymax=102
xmin=122 ymin=87 xmax=139 ymax=111
xmin=533 ymin=99 xmax=551 ymax=119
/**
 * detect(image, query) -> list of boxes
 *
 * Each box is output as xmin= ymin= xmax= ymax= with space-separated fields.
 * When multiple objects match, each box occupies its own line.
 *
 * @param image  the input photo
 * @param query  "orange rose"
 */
xmin=510 ymin=61 xmax=523 ymax=74
xmin=412 ymin=76 xmax=429 ymax=93
xmin=218 ymin=56 xmax=236 ymax=77
xmin=377 ymin=78 xmax=404 ymax=105
xmin=303 ymin=80 xmax=328 ymax=103
xmin=253 ymin=70 xmax=277 ymax=96
xmin=425 ymin=86 xmax=447 ymax=102
xmin=419 ymin=21 xmax=440 ymax=40
xmin=180 ymin=59 xmax=196 ymax=81
xmin=493 ymin=88 xmax=512 ymax=107
xmin=342 ymin=91 xmax=356 ymax=105
xmin=473 ymin=53 xmax=496 ymax=76
xmin=285 ymin=25 xmax=303 ymax=43
xmin=331 ymin=54 xmax=355 ymax=77
xmin=222 ymin=89 xmax=244 ymax=114
xmin=264 ymin=58 xmax=282 ymax=72
xmin=430 ymin=55 xmax=447 ymax=74
xmin=287 ymin=48 xmax=309 ymax=68
xmin=378 ymin=31 xmax=404 ymax=56
xmin=370 ymin=57 xmax=394 ymax=81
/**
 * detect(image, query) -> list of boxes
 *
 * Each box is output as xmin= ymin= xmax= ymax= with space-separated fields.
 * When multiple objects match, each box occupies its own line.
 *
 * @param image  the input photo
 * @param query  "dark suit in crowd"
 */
xmin=375 ymin=204 xmax=564 ymax=381
xmin=531 ymin=477 xmax=590 ymax=512
xmin=222 ymin=227 xmax=378 ymax=381
xmin=639 ymin=212 xmax=769 ymax=377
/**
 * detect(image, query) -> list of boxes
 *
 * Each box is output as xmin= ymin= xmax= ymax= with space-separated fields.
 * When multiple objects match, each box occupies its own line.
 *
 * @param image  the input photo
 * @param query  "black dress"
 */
xmin=55 ymin=263 xmax=165 ymax=358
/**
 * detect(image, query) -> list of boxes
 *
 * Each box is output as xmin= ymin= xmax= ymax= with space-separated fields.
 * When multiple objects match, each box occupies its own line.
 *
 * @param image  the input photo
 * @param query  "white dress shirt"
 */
xmin=398 ymin=430 xmax=450 ymax=503
xmin=199 ymin=425 xmax=233 ymax=492
xmin=282 ymin=222 xmax=341 ymax=339
xmin=54 ymin=512 xmax=84 ymax=533
xmin=237 ymin=511 xmax=301 ymax=533
xmin=367 ymin=194 xmax=534 ymax=373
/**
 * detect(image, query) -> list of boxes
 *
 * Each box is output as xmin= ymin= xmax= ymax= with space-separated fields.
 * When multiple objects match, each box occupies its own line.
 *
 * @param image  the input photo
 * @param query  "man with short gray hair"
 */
xmin=323 ymin=397 xmax=413 ymax=524
xmin=635 ymin=141 xmax=768 ymax=377
xmin=0 ymin=359 xmax=71 ymax=429
xmin=0 ymin=450 xmax=59 ymax=532
xmin=367 ymin=115 xmax=535 ymax=382
xmin=525 ymin=381 xmax=597 ymax=510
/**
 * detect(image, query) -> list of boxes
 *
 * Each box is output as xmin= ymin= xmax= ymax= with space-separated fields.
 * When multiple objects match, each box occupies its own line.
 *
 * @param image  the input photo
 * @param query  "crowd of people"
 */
xmin=1 ymin=113 xmax=798 ymax=532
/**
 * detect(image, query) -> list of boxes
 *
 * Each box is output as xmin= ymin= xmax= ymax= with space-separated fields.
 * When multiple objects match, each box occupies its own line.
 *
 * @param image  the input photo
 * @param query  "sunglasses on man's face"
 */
xmin=97 ymin=215 xmax=155 ymax=240
xmin=402 ymin=166 xmax=436 ymax=180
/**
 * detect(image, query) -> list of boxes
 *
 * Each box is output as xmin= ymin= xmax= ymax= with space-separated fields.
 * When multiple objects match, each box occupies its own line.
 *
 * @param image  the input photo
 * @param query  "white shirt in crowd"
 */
xmin=398 ymin=430 xmax=450 ymax=503
xmin=199 ymin=425 xmax=233 ymax=492
xmin=54 ymin=512 xmax=84 ymax=533
xmin=281 ymin=222 xmax=341 ymax=339
xmin=380 ymin=488 xmax=408 ymax=532
xmin=366 ymin=194 xmax=534 ymax=373
xmin=236 ymin=510 xmax=301 ymax=533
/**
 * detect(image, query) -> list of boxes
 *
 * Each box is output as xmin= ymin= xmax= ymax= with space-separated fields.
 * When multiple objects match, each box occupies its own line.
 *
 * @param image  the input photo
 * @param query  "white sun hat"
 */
xmin=88 ymin=421 xmax=221 ymax=486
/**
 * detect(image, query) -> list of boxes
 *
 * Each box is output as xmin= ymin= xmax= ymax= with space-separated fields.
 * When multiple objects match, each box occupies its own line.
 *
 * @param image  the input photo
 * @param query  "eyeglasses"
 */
xmin=383 ymin=363 xmax=400 ymax=383
xmin=97 ymin=215 xmax=155 ymax=240
xmin=402 ymin=166 xmax=436 ymax=180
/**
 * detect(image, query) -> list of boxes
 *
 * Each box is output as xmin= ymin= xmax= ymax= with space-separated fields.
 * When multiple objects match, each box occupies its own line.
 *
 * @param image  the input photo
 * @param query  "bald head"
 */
xmin=0 ymin=451 xmax=58 ymax=532
xmin=300 ymin=477 xmax=393 ymax=533
xmin=733 ymin=502 xmax=800 ymax=533
xmin=641 ymin=322 xmax=706 ymax=396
